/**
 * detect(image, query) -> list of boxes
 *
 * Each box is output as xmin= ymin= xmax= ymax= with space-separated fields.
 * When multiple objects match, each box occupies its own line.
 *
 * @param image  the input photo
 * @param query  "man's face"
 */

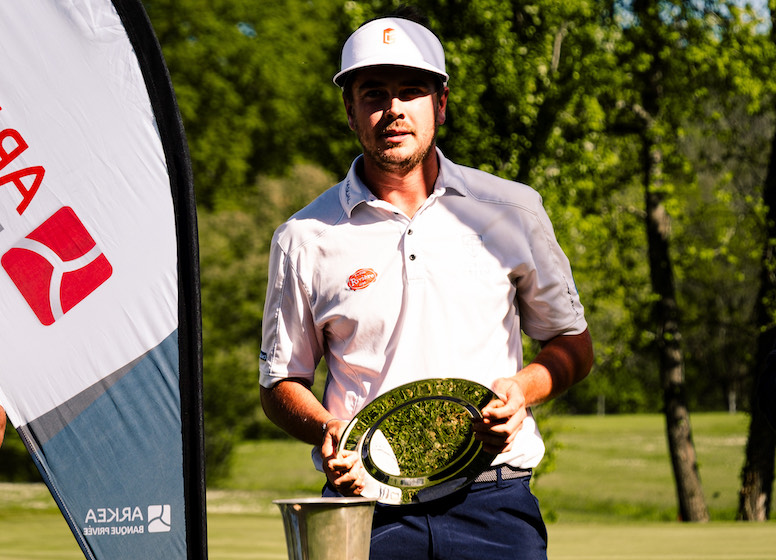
xmin=344 ymin=66 xmax=448 ymax=174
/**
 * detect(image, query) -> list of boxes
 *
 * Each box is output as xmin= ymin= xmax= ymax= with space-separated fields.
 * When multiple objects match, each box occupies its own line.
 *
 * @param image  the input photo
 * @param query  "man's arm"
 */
xmin=260 ymin=380 xmax=365 ymax=495
xmin=475 ymin=328 xmax=593 ymax=454
xmin=513 ymin=327 xmax=593 ymax=406
xmin=260 ymin=379 xmax=334 ymax=445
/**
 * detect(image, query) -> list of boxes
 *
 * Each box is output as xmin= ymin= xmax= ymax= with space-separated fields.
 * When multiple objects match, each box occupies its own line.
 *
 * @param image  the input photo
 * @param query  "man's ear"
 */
xmin=436 ymin=86 xmax=450 ymax=126
xmin=343 ymin=93 xmax=356 ymax=131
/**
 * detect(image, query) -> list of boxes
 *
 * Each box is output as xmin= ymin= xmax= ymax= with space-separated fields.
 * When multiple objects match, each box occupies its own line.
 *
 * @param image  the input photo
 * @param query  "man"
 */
xmin=260 ymin=10 xmax=593 ymax=559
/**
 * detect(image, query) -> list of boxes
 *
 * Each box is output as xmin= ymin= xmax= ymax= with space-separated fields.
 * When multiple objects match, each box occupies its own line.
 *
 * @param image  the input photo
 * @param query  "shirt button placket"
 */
xmin=405 ymin=225 xmax=422 ymax=279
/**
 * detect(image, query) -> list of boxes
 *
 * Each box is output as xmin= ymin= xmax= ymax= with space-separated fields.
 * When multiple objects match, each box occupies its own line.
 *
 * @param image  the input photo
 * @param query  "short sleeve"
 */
xmin=513 ymin=199 xmax=587 ymax=341
xmin=259 ymin=229 xmax=325 ymax=388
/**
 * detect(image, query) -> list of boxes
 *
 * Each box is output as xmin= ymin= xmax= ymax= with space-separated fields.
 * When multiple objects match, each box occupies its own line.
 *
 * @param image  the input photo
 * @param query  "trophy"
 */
xmin=338 ymin=378 xmax=497 ymax=505
xmin=275 ymin=378 xmax=497 ymax=559
xmin=273 ymin=497 xmax=376 ymax=560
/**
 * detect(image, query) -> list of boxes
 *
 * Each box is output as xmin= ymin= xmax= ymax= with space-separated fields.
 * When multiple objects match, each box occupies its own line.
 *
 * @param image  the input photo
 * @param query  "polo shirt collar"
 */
xmin=435 ymin=148 xmax=468 ymax=197
xmin=339 ymin=148 xmax=468 ymax=217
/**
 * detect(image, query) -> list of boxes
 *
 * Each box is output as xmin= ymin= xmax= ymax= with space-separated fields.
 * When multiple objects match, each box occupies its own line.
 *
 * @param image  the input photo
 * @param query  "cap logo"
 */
xmin=383 ymin=28 xmax=396 ymax=44
xmin=347 ymin=268 xmax=377 ymax=291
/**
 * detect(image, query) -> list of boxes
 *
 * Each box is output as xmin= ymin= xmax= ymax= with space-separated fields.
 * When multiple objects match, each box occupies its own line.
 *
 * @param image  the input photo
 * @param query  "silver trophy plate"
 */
xmin=337 ymin=378 xmax=497 ymax=505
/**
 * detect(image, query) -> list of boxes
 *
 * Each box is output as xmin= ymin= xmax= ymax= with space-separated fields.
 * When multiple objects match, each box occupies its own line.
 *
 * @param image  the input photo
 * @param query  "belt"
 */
xmin=473 ymin=464 xmax=532 ymax=483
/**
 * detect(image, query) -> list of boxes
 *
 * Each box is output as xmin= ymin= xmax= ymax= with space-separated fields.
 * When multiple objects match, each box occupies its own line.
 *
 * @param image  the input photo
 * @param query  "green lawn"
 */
xmin=535 ymin=412 xmax=750 ymax=522
xmin=1 ymin=413 xmax=774 ymax=559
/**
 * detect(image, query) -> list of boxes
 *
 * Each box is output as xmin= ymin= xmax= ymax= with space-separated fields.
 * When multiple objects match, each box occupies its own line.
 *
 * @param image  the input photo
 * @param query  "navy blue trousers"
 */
xmin=323 ymin=474 xmax=548 ymax=560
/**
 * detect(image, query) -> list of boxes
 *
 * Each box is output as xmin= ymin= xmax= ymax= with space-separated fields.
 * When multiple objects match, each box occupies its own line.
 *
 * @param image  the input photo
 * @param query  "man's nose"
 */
xmin=384 ymin=94 xmax=405 ymax=120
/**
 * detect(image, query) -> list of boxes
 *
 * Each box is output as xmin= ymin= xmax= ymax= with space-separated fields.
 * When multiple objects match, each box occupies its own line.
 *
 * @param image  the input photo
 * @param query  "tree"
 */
xmin=608 ymin=0 xmax=776 ymax=521
xmin=602 ymin=0 xmax=751 ymax=520
xmin=142 ymin=0 xmax=354 ymax=480
xmin=143 ymin=0 xmax=353 ymax=207
xmin=676 ymin=15 xmax=773 ymax=413
xmin=197 ymin=163 xmax=336 ymax=481
xmin=739 ymin=123 xmax=776 ymax=520
xmin=129 ymin=0 xmax=776 ymax=490
xmin=350 ymin=0 xmax=657 ymax=410
xmin=674 ymin=112 xmax=763 ymax=413
xmin=704 ymin=0 xmax=776 ymax=522
xmin=739 ymin=2 xmax=776 ymax=515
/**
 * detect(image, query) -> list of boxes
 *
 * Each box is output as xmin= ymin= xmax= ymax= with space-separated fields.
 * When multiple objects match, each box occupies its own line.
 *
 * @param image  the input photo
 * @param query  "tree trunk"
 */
xmin=738 ymin=112 xmax=776 ymax=521
xmin=643 ymin=136 xmax=710 ymax=522
xmin=739 ymin=385 xmax=776 ymax=520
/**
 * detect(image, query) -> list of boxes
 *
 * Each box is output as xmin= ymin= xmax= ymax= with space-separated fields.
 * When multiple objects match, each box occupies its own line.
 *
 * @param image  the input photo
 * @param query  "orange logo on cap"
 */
xmin=383 ymin=28 xmax=395 ymax=44
xmin=347 ymin=268 xmax=378 ymax=290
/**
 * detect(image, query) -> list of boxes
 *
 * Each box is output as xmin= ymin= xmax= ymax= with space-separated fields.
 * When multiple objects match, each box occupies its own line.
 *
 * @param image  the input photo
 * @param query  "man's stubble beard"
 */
xmin=354 ymin=111 xmax=441 ymax=174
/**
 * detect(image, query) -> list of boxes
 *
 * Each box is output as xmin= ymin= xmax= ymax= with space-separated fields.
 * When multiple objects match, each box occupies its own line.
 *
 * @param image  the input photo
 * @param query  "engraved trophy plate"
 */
xmin=338 ymin=378 xmax=497 ymax=505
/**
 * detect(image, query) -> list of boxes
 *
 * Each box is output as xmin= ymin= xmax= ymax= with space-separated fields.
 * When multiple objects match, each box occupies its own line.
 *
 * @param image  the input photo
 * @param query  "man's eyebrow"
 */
xmin=357 ymin=79 xmax=387 ymax=90
xmin=401 ymin=79 xmax=432 ymax=87
xmin=357 ymin=77 xmax=433 ymax=90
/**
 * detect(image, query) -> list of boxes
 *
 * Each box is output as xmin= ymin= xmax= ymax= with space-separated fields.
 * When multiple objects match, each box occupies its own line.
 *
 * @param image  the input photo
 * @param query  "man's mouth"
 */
xmin=382 ymin=129 xmax=412 ymax=142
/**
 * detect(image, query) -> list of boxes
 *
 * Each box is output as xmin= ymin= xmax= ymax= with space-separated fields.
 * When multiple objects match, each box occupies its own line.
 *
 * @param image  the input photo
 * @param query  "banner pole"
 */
xmin=112 ymin=2 xmax=207 ymax=558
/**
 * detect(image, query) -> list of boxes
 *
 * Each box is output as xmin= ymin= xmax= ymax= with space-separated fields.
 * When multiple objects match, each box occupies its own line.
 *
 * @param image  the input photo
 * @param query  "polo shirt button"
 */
xmin=409 ymin=254 xmax=416 ymax=261
xmin=408 ymin=229 xmax=414 ymax=235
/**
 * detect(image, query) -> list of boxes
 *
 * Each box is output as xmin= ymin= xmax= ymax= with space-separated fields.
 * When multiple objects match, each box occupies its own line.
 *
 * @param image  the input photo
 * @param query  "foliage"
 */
xmin=676 ymin=104 xmax=772 ymax=410
xmin=142 ymin=0 xmax=356 ymax=207
xmin=0 ymin=429 xmax=41 ymax=483
xmin=197 ymin=163 xmax=336 ymax=481
xmin=2 ymin=0 xmax=773 ymax=492
xmin=131 ymin=0 xmax=776 ymax=481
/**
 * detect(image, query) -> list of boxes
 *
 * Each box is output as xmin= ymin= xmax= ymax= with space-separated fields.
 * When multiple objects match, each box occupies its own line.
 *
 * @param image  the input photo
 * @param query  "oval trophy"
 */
xmin=337 ymin=378 xmax=498 ymax=505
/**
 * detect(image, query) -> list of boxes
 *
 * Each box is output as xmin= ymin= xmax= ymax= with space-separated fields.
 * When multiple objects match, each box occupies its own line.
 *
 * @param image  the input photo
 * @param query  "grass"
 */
xmin=535 ymin=412 xmax=750 ymax=522
xmin=1 ymin=413 xmax=774 ymax=559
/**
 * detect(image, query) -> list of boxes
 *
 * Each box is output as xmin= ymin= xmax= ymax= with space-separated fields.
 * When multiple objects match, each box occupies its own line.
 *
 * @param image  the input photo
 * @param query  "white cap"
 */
xmin=333 ymin=17 xmax=448 ymax=87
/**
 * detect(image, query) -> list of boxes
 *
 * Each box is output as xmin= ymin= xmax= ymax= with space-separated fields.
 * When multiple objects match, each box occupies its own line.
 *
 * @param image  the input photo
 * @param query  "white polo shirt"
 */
xmin=260 ymin=149 xmax=587 ymax=469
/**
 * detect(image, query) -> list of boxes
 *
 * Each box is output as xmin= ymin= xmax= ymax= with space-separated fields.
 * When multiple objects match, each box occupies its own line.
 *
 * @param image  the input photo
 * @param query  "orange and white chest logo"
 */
xmin=347 ymin=268 xmax=377 ymax=291
xmin=383 ymin=28 xmax=395 ymax=44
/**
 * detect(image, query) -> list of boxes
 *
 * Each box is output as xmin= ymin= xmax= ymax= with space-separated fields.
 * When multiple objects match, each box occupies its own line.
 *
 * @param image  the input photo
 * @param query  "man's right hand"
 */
xmin=0 ymin=405 xmax=6 ymax=448
xmin=321 ymin=418 xmax=366 ymax=496
xmin=260 ymin=382 xmax=367 ymax=494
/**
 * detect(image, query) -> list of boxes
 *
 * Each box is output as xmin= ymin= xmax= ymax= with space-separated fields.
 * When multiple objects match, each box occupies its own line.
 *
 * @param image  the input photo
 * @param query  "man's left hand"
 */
xmin=472 ymin=378 xmax=528 ymax=455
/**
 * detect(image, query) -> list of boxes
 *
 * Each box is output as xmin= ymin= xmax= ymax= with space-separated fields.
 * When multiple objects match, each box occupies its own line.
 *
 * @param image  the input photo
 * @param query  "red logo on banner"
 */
xmin=347 ymin=268 xmax=377 ymax=291
xmin=1 ymin=207 xmax=112 ymax=325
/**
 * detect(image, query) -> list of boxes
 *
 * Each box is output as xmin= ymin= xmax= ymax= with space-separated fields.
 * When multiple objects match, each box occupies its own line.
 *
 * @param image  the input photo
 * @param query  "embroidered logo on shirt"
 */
xmin=383 ymin=28 xmax=395 ymax=44
xmin=347 ymin=268 xmax=377 ymax=291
